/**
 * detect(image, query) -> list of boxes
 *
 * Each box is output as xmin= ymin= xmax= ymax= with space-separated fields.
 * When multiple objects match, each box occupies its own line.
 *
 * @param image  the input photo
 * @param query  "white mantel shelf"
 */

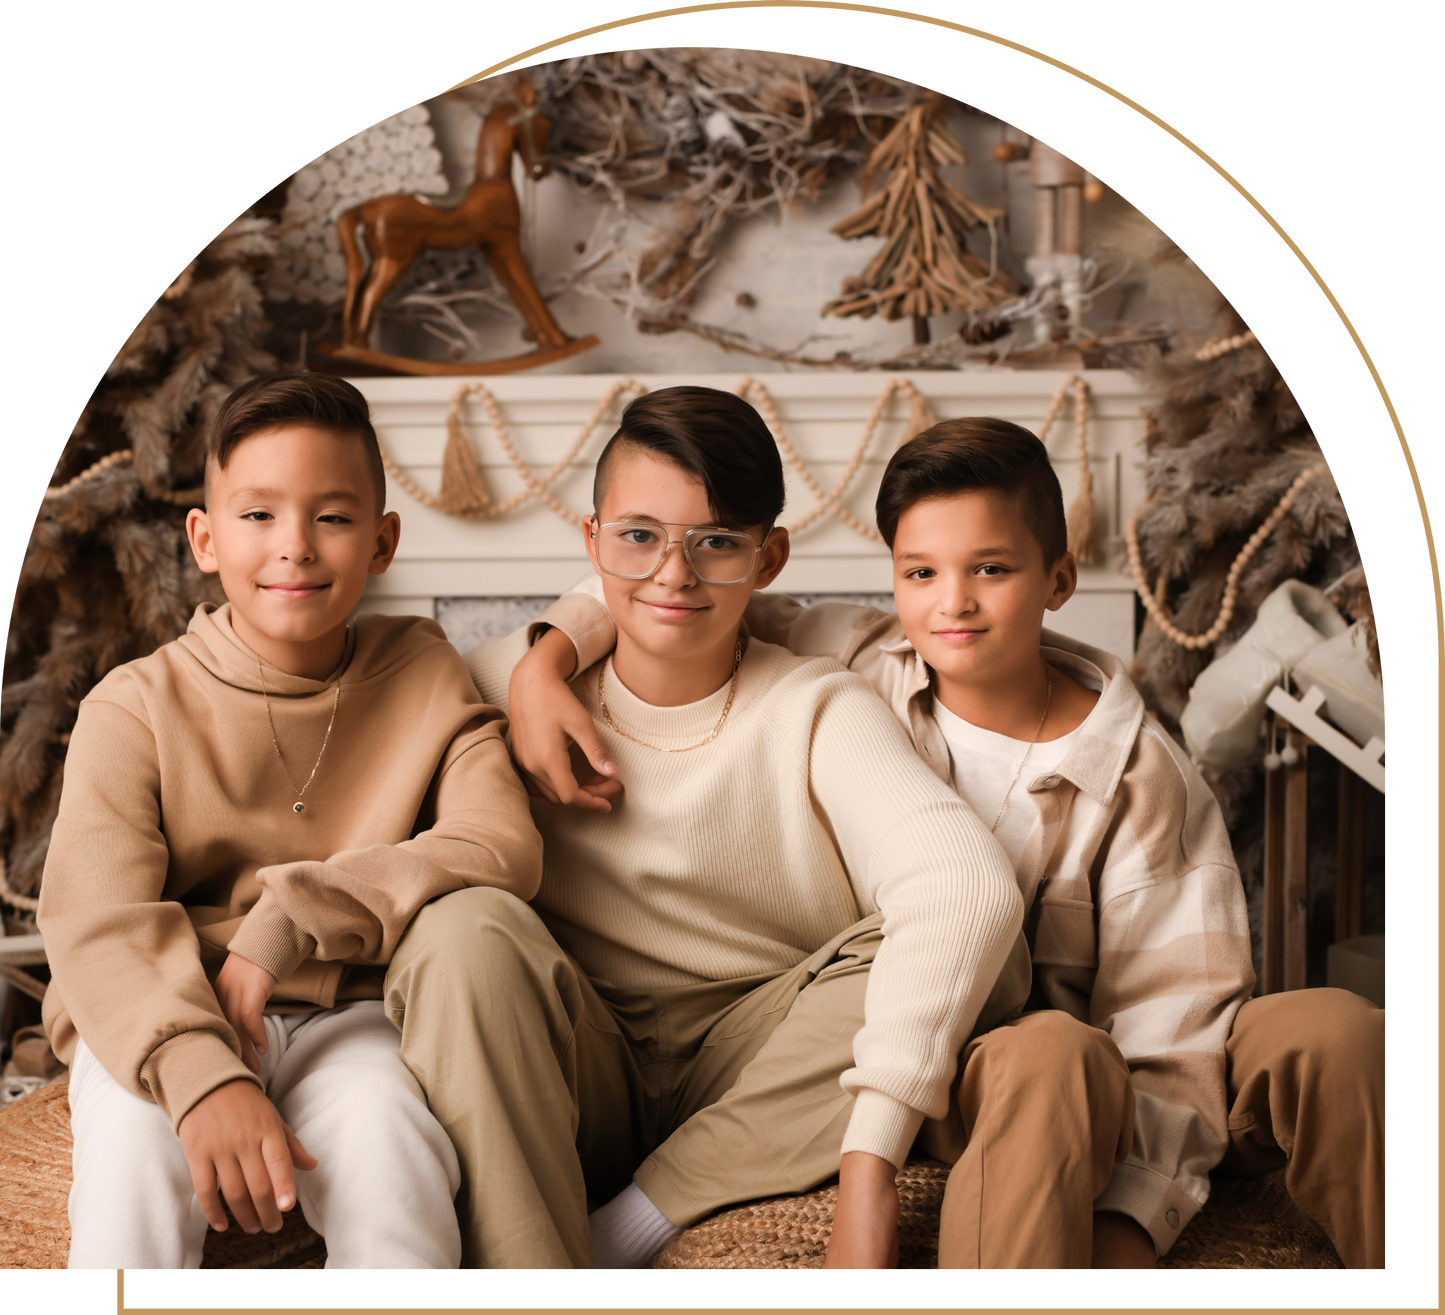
xmin=354 ymin=370 xmax=1150 ymax=662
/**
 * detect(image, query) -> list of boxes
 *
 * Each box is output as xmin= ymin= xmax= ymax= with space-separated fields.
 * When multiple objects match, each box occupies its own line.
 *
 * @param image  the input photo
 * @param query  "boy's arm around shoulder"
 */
xmin=743 ymin=593 xmax=895 ymax=668
xmin=522 ymin=573 xmax=894 ymax=675
xmin=789 ymin=669 xmax=1023 ymax=1168
xmin=37 ymin=688 xmax=260 ymax=1129
xmin=227 ymin=643 xmax=543 ymax=983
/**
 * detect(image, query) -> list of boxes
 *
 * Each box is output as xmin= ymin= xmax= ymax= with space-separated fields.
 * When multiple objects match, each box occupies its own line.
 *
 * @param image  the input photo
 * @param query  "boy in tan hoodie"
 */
xmin=510 ymin=416 xmax=1383 ymax=1269
xmin=38 ymin=373 xmax=542 ymax=1268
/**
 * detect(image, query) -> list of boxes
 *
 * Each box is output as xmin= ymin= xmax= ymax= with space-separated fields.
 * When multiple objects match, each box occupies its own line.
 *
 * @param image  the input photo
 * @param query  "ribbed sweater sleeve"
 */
xmin=37 ymin=697 xmax=259 ymax=1127
xmin=798 ymin=675 xmax=1023 ymax=1166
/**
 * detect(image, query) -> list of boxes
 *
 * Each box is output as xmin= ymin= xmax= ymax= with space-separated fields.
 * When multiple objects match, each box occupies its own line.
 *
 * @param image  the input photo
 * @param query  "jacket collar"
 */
xmin=889 ymin=623 xmax=1145 ymax=808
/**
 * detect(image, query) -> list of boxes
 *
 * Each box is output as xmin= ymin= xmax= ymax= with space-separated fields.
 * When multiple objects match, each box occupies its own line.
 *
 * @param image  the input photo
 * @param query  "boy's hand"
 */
xmin=824 ymin=1151 xmax=900 ymax=1268
xmin=1091 ymin=1211 xmax=1157 ymax=1267
xmin=215 ymin=953 xmax=277 ymax=1075
xmin=509 ymin=627 xmax=622 ymax=813
xmin=178 ymin=1079 xmax=317 ymax=1234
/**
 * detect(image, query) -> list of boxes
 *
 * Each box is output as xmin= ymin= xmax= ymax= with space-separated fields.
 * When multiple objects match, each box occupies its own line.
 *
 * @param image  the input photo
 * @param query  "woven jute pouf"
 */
xmin=653 ymin=1157 xmax=1344 ymax=1269
xmin=1157 ymin=1171 xmax=1342 ymax=1269
xmin=653 ymin=1159 xmax=948 ymax=1269
xmin=0 ymin=1078 xmax=328 ymax=1269
xmin=4 ymin=1081 xmax=1343 ymax=1271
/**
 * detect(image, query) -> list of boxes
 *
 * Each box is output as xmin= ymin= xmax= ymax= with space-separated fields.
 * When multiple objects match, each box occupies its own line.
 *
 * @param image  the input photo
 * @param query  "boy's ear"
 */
xmin=583 ymin=516 xmax=603 ymax=575
xmin=367 ymin=511 xmax=403 ymax=576
xmin=186 ymin=507 xmax=218 ymax=574
xmin=1043 ymin=549 xmax=1079 ymax=612
xmin=753 ymin=526 xmax=791 ymax=591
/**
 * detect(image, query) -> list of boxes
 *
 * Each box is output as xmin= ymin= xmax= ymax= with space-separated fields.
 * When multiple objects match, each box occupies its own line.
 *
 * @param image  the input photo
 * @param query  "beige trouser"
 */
xmin=1218 ymin=987 xmax=1384 ymax=1269
xmin=932 ymin=1009 xmax=1136 ymax=1268
xmin=384 ymin=886 xmax=1030 ymax=1268
xmin=931 ymin=987 xmax=1385 ymax=1268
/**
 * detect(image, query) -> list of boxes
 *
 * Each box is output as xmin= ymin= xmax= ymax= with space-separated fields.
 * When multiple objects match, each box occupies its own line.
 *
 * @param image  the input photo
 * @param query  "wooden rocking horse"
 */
xmin=317 ymin=82 xmax=598 ymax=376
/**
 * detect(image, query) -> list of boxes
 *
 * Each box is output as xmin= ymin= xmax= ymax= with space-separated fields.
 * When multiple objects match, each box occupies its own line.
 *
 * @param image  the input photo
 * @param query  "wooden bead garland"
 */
xmin=1126 ymin=465 xmax=1322 ymax=651
xmin=1034 ymin=374 xmax=1097 ymax=564
xmin=1195 ymin=329 xmax=1256 ymax=362
xmin=380 ymin=378 xmax=647 ymax=527
xmin=736 ymin=376 xmax=935 ymax=543
xmin=41 ymin=450 xmax=134 ymax=500
xmin=42 ymin=450 xmax=201 ymax=506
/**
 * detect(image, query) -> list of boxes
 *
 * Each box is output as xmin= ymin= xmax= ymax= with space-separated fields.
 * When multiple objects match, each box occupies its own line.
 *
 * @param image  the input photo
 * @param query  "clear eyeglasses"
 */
xmin=591 ymin=519 xmax=769 ymax=585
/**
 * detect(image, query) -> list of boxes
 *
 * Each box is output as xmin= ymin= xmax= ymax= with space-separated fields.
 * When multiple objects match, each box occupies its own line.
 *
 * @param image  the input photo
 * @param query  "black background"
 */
xmin=14 ymin=7 xmax=1410 ymax=1288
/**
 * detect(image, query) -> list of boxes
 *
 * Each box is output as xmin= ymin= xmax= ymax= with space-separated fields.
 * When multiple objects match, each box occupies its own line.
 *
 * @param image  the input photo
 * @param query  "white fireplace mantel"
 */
xmin=353 ymin=370 xmax=1149 ymax=662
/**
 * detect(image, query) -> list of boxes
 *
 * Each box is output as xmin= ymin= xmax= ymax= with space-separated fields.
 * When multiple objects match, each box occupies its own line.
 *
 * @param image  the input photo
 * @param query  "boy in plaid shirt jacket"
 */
xmin=509 ymin=417 xmax=1383 ymax=1268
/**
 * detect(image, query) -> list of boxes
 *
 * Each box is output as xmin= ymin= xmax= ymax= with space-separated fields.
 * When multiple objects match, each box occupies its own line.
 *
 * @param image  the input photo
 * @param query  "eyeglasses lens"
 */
xmin=596 ymin=523 xmax=755 ymax=584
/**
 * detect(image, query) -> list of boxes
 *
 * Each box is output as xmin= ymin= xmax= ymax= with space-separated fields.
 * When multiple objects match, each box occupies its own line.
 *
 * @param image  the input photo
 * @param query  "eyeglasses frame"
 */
xmin=588 ymin=517 xmax=773 ymax=585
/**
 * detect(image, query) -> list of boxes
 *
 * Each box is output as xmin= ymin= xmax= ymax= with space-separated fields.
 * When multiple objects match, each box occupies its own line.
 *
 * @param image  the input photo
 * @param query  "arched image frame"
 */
xmin=5 ymin=5 xmax=1416 ymax=1294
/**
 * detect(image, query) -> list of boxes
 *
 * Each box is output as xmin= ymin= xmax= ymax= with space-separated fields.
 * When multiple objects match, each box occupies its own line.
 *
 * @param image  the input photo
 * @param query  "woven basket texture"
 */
xmin=653 ymin=1157 xmax=1345 ymax=1269
xmin=3 ymin=1081 xmax=1343 ymax=1270
xmin=0 ymin=1079 xmax=327 ymax=1269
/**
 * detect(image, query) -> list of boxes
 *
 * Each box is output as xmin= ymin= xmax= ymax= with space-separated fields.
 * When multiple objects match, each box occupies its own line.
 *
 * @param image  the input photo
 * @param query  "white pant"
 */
xmin=67 ymin=1001 xmax=461 ymax=1268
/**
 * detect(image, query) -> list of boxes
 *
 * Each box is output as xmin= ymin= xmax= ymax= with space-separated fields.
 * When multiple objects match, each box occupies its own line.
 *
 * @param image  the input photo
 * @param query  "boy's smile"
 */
xmin=585 ymin=445 xmax=788 ymax=707
xmin=186 ymin=424 xmax=400 ymax=680
xmin=892 ymin=488 xmax=1086 ymax=739
xmin=260 ymin=581 xmax=330 ymax=599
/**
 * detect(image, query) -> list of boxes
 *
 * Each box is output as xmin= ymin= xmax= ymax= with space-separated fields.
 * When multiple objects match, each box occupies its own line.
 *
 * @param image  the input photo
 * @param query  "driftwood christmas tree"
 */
xmin=823 ymin=93 xmax=1017 ymax=339
xmin=1 ymin=218 xmax=275 ymax=931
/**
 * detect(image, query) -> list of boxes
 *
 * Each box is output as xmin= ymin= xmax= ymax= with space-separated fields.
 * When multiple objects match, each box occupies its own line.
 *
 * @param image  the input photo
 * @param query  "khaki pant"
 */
xmin=383 ymin=886 xmax=1030 ymax=1268
xmin=931 ymin=988 xmax=1384 ymax=1268
xmin=1219 ymin=988 xmax=1384 ymax=1269
xmin=932 ymin=1009 xmax=1136 ymax=1268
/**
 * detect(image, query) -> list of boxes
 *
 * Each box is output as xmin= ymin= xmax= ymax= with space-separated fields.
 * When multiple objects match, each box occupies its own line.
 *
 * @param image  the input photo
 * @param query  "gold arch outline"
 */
xmin=452 ymin=2 xmax=1437 ymax=647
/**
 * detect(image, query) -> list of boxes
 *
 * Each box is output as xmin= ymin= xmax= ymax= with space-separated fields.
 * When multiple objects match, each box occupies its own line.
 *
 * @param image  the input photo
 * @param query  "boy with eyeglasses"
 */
xmin=383 ymin=386 xmax=1030 ymax=1268
xmin=511 ymin=413 xmax=1384 ymax=1269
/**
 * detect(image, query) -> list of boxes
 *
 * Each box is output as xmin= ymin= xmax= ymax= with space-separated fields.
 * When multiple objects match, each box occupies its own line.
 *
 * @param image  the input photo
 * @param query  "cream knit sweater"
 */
xmin=467 ymin=629 xmax=1022 ymax=1167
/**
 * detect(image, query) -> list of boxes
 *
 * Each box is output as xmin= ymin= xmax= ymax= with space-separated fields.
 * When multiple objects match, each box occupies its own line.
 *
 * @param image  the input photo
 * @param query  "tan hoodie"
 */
xmin=39 ymin=602 xmax=542 ymax=1128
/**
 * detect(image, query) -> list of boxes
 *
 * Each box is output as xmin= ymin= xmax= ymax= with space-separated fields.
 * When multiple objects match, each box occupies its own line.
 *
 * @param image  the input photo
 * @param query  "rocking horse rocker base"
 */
xmin=324 ymin=80 xmax=599 ymax=381
xmin=315 ymin=334 xmax=600 ymax=377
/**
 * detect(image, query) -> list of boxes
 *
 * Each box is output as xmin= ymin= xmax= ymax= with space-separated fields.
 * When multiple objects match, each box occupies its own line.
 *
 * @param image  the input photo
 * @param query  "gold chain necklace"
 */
xmin=990 ymin=670 xmax=1053 ymax=833
xmin=596 ymin=639 xmax=743 ymax=753
xmin=257 ymin=658 xmax=342 ymax=815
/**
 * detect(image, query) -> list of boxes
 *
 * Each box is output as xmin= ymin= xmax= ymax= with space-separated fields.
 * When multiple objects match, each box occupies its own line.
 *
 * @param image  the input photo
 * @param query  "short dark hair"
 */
xmin=593 ymin=386 xmax=785 ymax=530
xmin=206 ymin=372 xmax=386 ymax=514
xmin=875 ymin=417 xmax=1067 ymax=564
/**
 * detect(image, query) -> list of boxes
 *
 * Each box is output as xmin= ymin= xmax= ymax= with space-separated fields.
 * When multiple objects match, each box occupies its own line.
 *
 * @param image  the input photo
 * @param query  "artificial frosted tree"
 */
xmin=1 ymin=219 xmax=275 ymax=945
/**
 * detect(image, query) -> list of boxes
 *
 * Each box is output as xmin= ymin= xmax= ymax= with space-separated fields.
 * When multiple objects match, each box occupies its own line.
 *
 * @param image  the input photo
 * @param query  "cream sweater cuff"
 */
xmin=226 ymin=891 xmax=318 ymax=985
xmin=840 ymin=1088 xmax=926 ymax=1170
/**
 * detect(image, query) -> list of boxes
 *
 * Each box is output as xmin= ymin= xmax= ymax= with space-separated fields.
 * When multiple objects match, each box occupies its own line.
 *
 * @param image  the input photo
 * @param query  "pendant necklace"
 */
xmin=597 ymin=639 xmax=742 ymax=753
xmin=257 ymin=657 xmax=342 ymax=815
xmin=990 ymin=670 xmax=1053 ymax=833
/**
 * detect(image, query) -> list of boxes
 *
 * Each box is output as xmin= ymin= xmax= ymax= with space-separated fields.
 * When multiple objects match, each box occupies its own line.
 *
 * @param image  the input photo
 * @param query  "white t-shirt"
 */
xmin=932 ymin=699 xmax=1080 ymax=872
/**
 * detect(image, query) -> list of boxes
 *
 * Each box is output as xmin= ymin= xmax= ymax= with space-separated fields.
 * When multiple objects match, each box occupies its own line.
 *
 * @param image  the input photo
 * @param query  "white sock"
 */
xmin=588 ymin=1183 xmax=683 ymax=1268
